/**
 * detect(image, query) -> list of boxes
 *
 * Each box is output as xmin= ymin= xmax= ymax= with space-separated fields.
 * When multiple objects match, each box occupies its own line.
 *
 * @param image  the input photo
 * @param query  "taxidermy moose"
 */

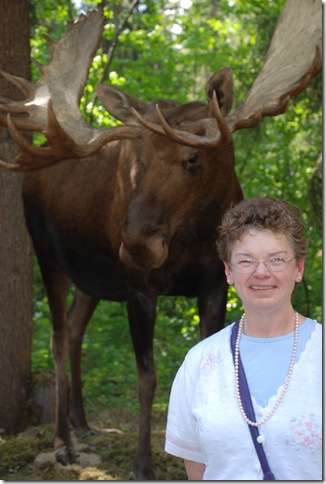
xmin=0 ymin=0 xmax=321 ymax=479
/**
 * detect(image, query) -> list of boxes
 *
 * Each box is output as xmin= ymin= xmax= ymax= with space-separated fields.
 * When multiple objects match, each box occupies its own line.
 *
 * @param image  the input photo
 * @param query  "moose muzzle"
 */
xmin=119 ymin=233 xmax=169 ymax=270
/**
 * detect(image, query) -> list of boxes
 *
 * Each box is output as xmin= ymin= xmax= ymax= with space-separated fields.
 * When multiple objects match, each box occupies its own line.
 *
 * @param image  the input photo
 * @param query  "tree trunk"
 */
xmin=0 ymin=0 xmax=34 ymax=432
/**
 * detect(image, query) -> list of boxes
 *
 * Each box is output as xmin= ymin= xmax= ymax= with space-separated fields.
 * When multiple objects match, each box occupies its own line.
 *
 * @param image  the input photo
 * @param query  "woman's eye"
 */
xmin=239 ymin=259 xmax=253 ymax=265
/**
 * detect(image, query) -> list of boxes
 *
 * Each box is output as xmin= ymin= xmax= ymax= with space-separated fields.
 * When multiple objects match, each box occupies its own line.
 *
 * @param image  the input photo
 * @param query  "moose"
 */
xmin=0 ymin=0 xmax=321 ymax=479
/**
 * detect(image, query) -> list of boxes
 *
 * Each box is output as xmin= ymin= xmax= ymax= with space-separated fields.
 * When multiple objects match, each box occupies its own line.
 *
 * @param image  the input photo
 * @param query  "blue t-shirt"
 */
xmin=240 ymin=318 xmax=315 ymax=407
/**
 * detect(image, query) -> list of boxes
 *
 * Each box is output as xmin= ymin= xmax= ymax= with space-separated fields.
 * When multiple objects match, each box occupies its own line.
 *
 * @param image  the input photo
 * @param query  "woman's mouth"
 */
xmin=250 ymin=285 xmax=275 ymax=290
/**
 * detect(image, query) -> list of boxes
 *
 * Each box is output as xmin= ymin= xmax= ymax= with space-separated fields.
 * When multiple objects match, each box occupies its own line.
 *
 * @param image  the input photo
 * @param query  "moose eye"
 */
xmin=183 ymin=153 xmax=203 ymax=175
xmin=187 ymin=153 xmax=199 ymax=164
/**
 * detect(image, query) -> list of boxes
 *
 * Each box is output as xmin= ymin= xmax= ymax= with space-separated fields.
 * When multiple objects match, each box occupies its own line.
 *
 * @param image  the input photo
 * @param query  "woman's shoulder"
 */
xmin=305 ymin=318 xmax=322 ymax=335
xmin=184 ymin=322 xmax=235 ymax=362
xmin=311 ymin=318 xmax=322 ymax=329
xmin=309 ymin=318 xmax=322 ymax=341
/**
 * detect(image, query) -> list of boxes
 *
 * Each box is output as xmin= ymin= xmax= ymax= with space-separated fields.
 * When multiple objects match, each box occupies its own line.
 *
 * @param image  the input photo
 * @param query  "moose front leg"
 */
xmin=67 ymin=288 xmax=99 ymax=437
xmin=127 ymin=288 xmax=157 ymax=480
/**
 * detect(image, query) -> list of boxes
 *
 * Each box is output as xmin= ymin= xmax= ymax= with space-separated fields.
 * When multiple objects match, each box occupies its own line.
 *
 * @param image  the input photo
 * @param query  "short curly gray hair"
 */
xmin=216 ymin=197 xmax=308 ymax=263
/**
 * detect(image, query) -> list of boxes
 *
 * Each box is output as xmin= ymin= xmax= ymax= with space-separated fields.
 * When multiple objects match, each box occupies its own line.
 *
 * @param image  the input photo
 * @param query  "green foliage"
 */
xmin=31 ymin=283 xmax=203 ymax=415
xmin=28 ymin=0 xmax=322 ymax=416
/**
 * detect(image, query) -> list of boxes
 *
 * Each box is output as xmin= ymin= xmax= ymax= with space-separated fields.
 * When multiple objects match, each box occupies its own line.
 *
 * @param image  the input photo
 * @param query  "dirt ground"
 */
xmin=0 ymin=408 xmax=187 ymax=481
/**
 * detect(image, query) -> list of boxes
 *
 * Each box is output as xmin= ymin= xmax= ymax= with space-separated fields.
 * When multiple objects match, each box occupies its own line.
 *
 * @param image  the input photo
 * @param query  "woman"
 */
xmin=164 ymin=197 xmax=321 ymax=480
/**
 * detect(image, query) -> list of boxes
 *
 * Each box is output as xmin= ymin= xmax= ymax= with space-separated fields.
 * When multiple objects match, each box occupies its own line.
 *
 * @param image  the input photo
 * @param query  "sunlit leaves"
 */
xmin=28 ymin=0 xmax=322 ymax=404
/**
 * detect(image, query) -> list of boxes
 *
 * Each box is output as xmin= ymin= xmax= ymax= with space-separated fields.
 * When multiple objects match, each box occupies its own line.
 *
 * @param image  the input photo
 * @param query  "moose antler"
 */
xmin=131 ymin=89 xmax=232 ymax=148
xmin=0 ymin=0 xmax=322 ymax=167
xmin=0 ymin=10 xmax=139 ymax=171
xmin=227 ymin=0 xmax=322 ymax=132
xmin=129 ymin=0 xmax=321 ymax=148
xmin=0 ymin=102 xmax=138 ymax=171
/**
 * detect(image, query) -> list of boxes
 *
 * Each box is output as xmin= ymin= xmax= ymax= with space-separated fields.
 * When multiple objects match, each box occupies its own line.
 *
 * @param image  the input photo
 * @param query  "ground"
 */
xmin=0 ymin=408 xmax=187 ymax=481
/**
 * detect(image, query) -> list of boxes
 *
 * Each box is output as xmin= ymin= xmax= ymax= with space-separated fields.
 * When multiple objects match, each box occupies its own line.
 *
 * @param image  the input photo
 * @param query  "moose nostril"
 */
xmin=119 ymin=235 xmax=168 ymax=270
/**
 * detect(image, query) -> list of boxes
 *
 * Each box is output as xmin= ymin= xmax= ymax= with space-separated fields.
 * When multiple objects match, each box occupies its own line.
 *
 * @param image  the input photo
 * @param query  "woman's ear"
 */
xmin=295 ymin=258 xmax=305 ymax=283
xmin=224 ymin=261 xmax=234 ymax=285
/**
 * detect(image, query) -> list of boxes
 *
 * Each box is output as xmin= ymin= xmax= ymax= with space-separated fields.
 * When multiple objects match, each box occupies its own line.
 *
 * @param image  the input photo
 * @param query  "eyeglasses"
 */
xmin=231 ymin=256 xmax=296 ymax=274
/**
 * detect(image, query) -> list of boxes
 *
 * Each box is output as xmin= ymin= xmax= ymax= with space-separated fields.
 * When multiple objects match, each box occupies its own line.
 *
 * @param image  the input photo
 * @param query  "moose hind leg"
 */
xmin=198 ymin=277 xmax=228 ymax=338
xmin=68 ymin=288 xmax=99 ymax=437
xmin=127 ymin=288 xmax=157 ymax=480
xmin=38 ymin=257 xmax=75 ymax=465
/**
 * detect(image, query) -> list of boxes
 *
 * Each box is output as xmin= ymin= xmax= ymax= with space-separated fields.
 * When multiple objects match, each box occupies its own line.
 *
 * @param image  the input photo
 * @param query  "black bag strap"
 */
xmin=230 ymin=322 xmax=276 ymax=480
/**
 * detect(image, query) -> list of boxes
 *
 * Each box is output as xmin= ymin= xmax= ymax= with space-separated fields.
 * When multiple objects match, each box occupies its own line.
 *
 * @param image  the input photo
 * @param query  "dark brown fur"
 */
xmin=22 ymin=85 xmax=242 ymax=478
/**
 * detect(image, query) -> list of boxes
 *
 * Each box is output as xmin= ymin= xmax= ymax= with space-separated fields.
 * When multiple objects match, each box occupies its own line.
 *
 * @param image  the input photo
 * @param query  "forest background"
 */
xmin=0 ymin=0 xmax=322 ymax=478
xmin=30 ymin=0 xmax=322 ymax=413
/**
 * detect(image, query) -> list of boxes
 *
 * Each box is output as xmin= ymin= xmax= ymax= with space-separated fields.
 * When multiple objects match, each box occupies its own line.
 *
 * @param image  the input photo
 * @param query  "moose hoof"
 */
xmin=80 ymin=429 xmax=95 ymax=440
xmin=55 ymin=445 xmax=76 ymax=466
xmin=129 ymin=468 xmax=156 ymax=480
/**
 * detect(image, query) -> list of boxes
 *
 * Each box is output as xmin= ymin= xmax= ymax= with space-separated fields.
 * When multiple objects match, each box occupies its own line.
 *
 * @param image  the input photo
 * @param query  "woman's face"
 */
xmin=224 ymin=229 xmax=305 ymax=314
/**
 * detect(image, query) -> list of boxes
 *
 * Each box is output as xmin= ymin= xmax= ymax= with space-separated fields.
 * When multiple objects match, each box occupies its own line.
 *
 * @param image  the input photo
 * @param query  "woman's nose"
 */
xmin=253 ymin=260 xmax=270 ymax=275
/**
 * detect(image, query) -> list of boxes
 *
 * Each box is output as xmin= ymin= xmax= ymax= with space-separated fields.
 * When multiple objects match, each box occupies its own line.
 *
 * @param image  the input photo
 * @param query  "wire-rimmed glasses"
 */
xmin=231 ymin=256 xmax=296 ymax=274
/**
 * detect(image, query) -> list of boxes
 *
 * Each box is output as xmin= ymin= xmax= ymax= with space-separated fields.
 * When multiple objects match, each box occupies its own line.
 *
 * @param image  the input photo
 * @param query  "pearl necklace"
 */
xmin=235 ymin=311 xmax=299 ymax=427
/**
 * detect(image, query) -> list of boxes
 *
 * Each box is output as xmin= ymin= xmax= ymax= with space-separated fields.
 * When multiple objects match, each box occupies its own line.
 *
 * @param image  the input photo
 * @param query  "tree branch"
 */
xmin=90 ymin=0 xmax=140 ymax=112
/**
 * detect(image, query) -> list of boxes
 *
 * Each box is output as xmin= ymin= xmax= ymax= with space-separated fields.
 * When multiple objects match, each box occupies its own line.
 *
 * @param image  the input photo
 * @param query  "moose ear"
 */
xmin=206 ymin=67 xmax=234 ymax=117
xmin=96 ymin=84 xmax=148 ymax=124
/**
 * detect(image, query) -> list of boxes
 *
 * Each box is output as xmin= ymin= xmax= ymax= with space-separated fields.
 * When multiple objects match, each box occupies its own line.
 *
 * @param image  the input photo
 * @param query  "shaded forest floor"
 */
xmin=0 ymin=408 xmax=187 ymax=481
